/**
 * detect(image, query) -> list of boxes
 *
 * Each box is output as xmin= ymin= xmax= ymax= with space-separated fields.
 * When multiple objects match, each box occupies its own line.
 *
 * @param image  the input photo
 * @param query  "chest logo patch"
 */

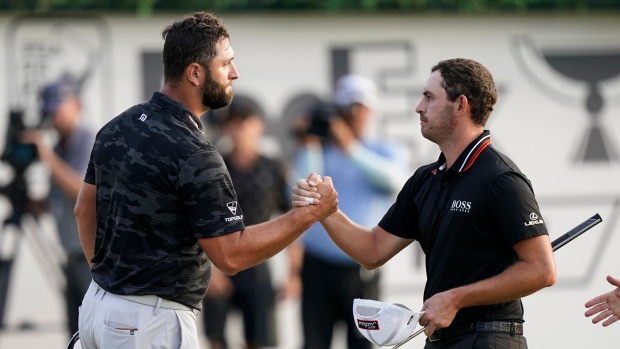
xmin=450 ymin=200 xmax=471 ymax=213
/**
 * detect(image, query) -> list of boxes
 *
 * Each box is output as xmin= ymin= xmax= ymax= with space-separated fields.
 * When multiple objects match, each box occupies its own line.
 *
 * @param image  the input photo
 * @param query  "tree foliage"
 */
xmin=0 ymin=0 xmax=618 ymax=14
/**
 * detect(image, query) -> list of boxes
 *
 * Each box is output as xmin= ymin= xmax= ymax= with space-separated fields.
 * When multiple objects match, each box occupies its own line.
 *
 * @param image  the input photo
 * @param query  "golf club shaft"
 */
xmin=551 ymin=213 xmax=602 ymax=252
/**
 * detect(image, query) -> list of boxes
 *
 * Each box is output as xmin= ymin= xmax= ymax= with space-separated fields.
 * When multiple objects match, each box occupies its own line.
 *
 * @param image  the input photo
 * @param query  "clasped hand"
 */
xmin=291 ymin=173 xmax=338 ymax=221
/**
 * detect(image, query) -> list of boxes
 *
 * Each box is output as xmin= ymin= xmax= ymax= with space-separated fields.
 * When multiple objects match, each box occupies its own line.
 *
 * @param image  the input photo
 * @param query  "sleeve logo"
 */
xmin=224 ymin=201 xmax=243 ymax=223
xmin=524 ymin=212 xmax=544 ymax=226
xmin=226 ymin=201 xmax=238 ymax=215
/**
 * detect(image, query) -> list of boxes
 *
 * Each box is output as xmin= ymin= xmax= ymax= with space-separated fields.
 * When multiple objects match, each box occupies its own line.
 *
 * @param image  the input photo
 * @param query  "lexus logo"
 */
xmin=529 ymin=213 xmax=538 ymax=220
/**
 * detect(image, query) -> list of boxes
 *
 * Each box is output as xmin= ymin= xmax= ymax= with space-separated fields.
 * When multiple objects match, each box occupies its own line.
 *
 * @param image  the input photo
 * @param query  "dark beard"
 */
xmin=201 ymin=74 xmax=233 ymax=110
xmin=421 ymin=104 xmax=456 ymax=145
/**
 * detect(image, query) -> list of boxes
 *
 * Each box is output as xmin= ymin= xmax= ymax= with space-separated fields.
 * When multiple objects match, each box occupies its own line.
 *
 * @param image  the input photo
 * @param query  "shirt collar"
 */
xmin=435 ymin=130 xmax=492 ymax=173
xmin=149 ymin=91 xmax=204 ymax=133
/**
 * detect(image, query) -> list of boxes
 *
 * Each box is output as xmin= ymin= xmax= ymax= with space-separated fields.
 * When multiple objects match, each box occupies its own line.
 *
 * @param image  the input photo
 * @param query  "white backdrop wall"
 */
xmin=0 ymin=12 xmax=619 ymax=348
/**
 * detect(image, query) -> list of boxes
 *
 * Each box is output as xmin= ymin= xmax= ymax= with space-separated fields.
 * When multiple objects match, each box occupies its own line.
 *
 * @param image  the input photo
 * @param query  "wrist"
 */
xmin=318 ymin=210 xmax=336 ymax=224
xmin=38 ymin=148 xmax=56 ymax=166
xmin=450 ymin=287 xmax=466 ymax=310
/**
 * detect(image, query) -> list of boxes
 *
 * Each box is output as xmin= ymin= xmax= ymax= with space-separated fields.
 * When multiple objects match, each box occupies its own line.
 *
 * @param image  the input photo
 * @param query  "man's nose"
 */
xmin=230 ymin=62 xmax=239 ymax=80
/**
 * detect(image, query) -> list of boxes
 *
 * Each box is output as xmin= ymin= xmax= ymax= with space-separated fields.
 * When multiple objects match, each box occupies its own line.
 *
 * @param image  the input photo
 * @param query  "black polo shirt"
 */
xmin=84 ymin=91 xmax=245 ymax=310
xmin=379 ymin=130 xmax=548 ymax=323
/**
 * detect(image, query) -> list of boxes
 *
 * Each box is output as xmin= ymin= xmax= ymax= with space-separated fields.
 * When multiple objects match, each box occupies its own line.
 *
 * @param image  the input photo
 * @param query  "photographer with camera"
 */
xmin=288 ymin=74 xmax=408 ymax=349
xmin=20 ymin=78 xmax=95 ymax=339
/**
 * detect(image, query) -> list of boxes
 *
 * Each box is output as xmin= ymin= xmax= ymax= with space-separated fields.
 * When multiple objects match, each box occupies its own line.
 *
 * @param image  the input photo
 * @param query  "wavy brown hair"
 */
xmin=162 ymin=12 xmax=230 ymax=83
xmin=432 ymin=58 xmax=498 ymax=126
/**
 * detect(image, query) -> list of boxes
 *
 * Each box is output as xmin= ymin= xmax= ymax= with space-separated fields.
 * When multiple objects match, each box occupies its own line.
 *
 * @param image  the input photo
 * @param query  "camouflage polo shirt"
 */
xmin=84 ymin=91 xmax=245 ymax=310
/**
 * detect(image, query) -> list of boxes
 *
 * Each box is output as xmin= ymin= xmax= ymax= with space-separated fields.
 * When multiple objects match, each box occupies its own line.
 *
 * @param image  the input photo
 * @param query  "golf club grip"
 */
xmin=551 ymin=213 xmax=602 ymax=252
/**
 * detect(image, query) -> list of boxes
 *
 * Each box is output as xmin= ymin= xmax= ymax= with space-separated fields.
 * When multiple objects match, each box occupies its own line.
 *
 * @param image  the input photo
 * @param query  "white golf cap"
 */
xmin=353 ymin=298 xmax=424 ymax=347
xmin=334 ymin=74 xmax=378 ymax=109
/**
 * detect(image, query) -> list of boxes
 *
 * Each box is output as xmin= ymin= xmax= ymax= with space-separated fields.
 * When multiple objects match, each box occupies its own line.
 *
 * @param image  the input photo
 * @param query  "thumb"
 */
xmin=320 ymin=176 xmax=333 ymax=186
xmin=607 ymin=275 xmax=620 ymax=288
xmin=424 ymin=323 xmax=435 ymax=337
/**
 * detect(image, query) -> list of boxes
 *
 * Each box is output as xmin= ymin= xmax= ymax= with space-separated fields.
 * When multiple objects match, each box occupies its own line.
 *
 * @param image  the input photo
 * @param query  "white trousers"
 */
xmin=78 ymin=281 xmax=200 ymax=349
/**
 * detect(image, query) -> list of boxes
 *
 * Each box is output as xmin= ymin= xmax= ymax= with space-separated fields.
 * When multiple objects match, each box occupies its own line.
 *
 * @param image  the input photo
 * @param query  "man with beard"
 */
xmin=292 ymin=58 xmax=557 ymax=349
xmin=74 ymin=12 xmax=338 ymax=349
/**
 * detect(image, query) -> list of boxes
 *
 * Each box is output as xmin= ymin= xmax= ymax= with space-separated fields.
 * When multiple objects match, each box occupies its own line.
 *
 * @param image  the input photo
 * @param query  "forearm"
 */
xmin=74 ymin=183 xmax=97 ymax=267
xmin=451 ymin=258 xmax=555 ymax=310
xmin=348 ymin=142 xmax=406 ymax=193
xmin=320 ymin=210 xmax=397 ymax=270
xmin=421 ymin=235 xmax=555 ymax=335
xmin=320 ymin=210 xmax=373 ymax=266
xmin=43 ymin=151 xmax=84 ymax=199
xmin=78 ymin=226 xmax=96 ymax=268
xmin=207 ymin=208 xmax=318 ymax=275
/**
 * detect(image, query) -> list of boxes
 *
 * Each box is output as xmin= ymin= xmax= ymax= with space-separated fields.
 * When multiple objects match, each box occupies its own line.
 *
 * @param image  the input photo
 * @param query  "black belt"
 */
xmin=429 ymin=321 xmax=523 ymax=342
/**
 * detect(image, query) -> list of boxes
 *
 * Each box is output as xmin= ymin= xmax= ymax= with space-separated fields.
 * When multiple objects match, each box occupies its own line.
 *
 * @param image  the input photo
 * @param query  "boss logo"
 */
xmin=357 ymin=319 xmax=380 ymax=330
xmin=450 ymin=200 xmax=472 ymax=213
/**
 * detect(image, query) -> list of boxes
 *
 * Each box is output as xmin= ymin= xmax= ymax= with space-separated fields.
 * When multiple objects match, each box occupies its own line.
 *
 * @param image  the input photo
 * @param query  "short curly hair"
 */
xmin=431 ymin=58 xmax=498 ymax=126
xmin=162 ymin=12 xmax=230 ymax=82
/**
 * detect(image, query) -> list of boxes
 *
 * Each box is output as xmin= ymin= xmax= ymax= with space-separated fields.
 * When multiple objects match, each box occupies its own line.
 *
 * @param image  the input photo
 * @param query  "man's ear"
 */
xmin=185 ymin=63 xmax=203 ymax=87
xmin=456 ymin=94 xmax=470 ymax=116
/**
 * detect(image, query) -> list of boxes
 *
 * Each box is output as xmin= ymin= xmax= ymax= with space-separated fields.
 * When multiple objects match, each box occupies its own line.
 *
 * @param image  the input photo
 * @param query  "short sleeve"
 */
xmin=178 ymin=149 xmax=245 ymax=239
xmin=378 ymin=176 xmax=420 ymax=240
xmin=489 ymin=172 xmax=548 ymax=246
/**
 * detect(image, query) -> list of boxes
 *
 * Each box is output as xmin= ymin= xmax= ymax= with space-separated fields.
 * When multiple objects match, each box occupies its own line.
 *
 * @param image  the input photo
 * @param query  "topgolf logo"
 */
xmin=226 ymin=202 xmax=238 ymax=215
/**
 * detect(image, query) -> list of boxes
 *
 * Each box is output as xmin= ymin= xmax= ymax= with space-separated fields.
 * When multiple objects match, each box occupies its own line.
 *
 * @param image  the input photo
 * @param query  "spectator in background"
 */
xmin=585 ymin=275 xmax=620 ymax=327
xmin=21 ymin=78 xmax=95 ymax=338
xmin=203 ymin=96 xmax=291 ymax=349
xmin=289 ymin=74 xmax=408 ymax=349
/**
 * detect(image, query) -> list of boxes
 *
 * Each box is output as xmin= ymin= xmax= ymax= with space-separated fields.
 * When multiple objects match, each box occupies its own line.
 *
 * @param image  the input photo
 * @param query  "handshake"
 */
xmin=291 ymin=173 xmax=339 ymax=221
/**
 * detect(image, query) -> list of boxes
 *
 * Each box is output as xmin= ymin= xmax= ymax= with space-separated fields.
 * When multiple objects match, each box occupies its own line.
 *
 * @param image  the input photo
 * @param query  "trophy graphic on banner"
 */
xmin=512 ymin=35 xmax=620 ymax=163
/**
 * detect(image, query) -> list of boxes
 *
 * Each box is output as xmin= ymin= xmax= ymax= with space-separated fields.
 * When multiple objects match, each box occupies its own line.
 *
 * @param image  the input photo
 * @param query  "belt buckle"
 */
xmin=429 ymin=332 xmax=440 ymax=342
